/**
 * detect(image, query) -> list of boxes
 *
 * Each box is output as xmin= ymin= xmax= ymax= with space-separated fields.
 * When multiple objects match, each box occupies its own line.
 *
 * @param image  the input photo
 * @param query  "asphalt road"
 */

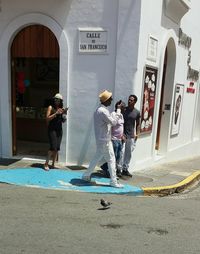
xmin=0 ymin=183 xmax=200 ymax=254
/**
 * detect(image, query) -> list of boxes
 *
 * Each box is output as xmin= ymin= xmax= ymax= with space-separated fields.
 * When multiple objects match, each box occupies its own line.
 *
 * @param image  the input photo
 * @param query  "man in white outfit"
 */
xmin=82 ymin=90 xmax=124 ymax=188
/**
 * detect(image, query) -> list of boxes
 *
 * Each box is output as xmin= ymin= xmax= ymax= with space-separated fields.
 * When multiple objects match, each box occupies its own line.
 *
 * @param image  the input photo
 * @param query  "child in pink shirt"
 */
xmin=101 ymin=100 xmax=126 ymax=177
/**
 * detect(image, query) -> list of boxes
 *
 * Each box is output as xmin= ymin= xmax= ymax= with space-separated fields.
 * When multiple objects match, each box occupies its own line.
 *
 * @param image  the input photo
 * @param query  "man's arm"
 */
xmin=101 ymin=108 xmax=121 ymax=126
xmin=135 ymin=116 xmax=141 ymax=140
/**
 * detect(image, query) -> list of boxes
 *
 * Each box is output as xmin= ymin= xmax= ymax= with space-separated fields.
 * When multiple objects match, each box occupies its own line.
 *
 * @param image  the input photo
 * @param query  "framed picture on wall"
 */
xmin=147 ymin=35 xmax=158 ymax=62
xmin=140 ymin=65 xmax=158 ymax=134
xmin=171 ymin=84 xmax=184 ymax=136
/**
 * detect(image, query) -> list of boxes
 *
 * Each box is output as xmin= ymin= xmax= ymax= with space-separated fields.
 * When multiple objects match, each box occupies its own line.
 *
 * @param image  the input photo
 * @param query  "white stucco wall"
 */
xmin=0 ymin=12 xmax=69 ymax=158
xmin=0 ymin=0 xmax=200 ymax=170
xmin=133 ymin=0 xmax=164 ymax=166
xmin=65 ymin=0 xmax=121 ymax=165
xmin=180 ymin=0 xmax=200 ymax=142
xmin=165 ymin=0 xmax=200 ymax=157
xmin=0 ymin=0 xmax=140 ymax=165
xmin=133 ymin=0 xmax=200 ymax=170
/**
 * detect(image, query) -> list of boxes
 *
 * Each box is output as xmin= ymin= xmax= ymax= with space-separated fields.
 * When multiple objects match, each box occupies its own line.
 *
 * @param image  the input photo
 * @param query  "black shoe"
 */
xmin=116 ymin=170 xmax=122 ymax=178
xmin=122 ymin=170 xmax=132 ymax=177
xmin=100 ymin=163 xmax=110 ymax=178
xmin=116 ymin=169 xmax=122 ymax=177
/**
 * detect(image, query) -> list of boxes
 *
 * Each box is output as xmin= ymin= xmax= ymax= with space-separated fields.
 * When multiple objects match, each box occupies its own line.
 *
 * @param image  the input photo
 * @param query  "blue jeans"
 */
xmin=101 ymin=139 xmax=123 ymax=173
xmin=112 ymin=139 xmax=123 ymax=165
xmin=122 ymin=138 xmax=137 ymax=171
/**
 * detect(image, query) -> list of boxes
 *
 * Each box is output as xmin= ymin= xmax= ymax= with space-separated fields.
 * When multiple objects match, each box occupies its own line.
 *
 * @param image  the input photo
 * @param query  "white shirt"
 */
xmin=94 ymin=104 xmax=121 ymax=143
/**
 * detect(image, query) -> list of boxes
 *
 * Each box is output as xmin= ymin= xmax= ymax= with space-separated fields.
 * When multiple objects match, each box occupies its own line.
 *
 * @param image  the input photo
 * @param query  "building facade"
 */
xmin=0 ymin=0 xmax=199 ymax=171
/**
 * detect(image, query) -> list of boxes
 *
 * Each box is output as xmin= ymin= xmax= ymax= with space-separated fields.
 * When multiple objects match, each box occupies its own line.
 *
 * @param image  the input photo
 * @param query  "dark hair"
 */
xmin=129 ymin=94 xmax=138 ymax=103
xmin=51 ymin=97 xmax=63 ymax=109
xmin=115 ymin=100 xmax=126 ymax=111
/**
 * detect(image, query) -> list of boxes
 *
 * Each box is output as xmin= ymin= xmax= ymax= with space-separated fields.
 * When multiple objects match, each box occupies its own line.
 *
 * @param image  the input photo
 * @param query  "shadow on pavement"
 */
xmin=70 ymin=178 xmax=110 ymax=187
xmin=67 ymin=165 xmax=87 ymax=170
xmin=0 ymin=159 xmax=20 ymax=166
xmin=30 ymin=163 xmax=44 ymax=169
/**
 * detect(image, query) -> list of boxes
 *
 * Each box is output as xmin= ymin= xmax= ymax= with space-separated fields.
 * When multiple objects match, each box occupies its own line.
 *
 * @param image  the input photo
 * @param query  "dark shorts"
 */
xmin=48 ymin=129 xmax=63 ymax=151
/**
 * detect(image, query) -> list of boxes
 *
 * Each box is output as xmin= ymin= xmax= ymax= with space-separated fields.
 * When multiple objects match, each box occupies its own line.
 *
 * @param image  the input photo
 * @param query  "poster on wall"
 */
xmin=140 ymin=65 xmax=158 ymax=134
xmin=171 ymin=84 xmax=184 ymax=136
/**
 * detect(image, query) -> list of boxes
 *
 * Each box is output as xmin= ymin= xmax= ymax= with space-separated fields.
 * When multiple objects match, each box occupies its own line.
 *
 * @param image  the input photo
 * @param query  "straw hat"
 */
xmin=99 ymin=90 xmax=112 ymax=103
xmin=54 ymin=93 xmax=63 ymax=100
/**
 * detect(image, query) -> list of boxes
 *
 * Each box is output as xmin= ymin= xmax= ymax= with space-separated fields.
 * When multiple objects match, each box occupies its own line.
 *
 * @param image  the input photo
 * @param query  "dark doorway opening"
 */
xmin=11 ymin=25 xmax=59 ymax=157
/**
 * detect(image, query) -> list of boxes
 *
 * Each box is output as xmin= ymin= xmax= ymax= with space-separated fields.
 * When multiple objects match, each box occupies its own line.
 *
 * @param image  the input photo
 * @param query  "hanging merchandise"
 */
xmin=24 ymin=79 xmax=30 ymax=87
xmin=17 ymin=72 xmax=26 ymax=94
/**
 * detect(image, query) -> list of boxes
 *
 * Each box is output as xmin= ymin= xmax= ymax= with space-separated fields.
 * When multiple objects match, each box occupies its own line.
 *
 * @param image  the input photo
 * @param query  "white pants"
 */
xmin=122 ymin=138 xmax=136 ymax=171
xmin=83 ymin=141 xmax=117 ymax=183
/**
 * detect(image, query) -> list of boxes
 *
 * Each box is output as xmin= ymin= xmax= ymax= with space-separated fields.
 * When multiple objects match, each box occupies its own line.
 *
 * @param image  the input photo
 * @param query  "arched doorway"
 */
xmin=11 ymin=25 xmax=59 ymax=157
xmin=155 ymin=38 xmax=176 ymax=154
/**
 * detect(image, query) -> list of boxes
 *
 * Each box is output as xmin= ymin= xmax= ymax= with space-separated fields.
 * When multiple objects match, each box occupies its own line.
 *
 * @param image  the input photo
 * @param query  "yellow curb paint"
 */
xmin=142 ymin=170 xmax=200 ymax=196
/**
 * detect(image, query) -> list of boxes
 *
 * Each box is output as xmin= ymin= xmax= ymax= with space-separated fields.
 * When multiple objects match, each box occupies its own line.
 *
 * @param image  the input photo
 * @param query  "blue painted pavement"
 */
xmin=0 ymin=168 xmax=143 ymax=195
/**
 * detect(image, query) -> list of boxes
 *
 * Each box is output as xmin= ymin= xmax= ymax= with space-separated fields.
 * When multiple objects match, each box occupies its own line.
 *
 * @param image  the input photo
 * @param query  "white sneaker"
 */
xmin=110 ymin=181 xmax=124 ymax=188
xmin=82 ymin=175 xmax=91 ymax=182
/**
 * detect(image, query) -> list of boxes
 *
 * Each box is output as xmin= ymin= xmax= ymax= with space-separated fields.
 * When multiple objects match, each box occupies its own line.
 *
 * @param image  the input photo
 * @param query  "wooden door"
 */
xmin=11 ymin=25 xmax=59 ymax=58
xmin=11 ymin=60 xmax=17 ymax=155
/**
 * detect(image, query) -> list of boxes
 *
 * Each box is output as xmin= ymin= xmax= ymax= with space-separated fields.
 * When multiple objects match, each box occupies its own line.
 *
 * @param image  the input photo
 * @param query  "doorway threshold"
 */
xmin=13 ymin=155 xmax=46 ymax=162
xmin=154 ymin=152 xmax=164 ymax=162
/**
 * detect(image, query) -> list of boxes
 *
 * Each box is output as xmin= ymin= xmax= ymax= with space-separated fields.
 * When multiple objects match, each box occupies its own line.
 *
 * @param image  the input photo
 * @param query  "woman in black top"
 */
xmin=44 ymin=93 xmax=68 ymax=170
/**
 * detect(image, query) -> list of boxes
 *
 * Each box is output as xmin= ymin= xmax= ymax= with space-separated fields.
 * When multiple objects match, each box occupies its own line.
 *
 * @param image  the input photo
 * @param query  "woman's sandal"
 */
xmin=44 ymin=164 xmax=50 ymax=171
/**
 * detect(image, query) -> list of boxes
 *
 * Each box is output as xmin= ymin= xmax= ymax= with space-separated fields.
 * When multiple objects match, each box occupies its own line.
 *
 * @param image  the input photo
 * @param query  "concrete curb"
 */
xmin=142 ymin=170 xmax=200 ymax=196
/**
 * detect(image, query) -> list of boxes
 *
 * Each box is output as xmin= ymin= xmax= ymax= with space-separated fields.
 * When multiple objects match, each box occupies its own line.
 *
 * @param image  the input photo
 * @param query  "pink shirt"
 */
xmin=111 ymin=112 xmax=124 ymax=140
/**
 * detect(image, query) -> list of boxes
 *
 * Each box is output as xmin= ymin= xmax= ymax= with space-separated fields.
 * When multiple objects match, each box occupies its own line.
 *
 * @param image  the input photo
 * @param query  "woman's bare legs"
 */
xmin=51 ymin=151 xmax=58 ymax=168
xmin=44 ymin=150 xmax=52 ymax=170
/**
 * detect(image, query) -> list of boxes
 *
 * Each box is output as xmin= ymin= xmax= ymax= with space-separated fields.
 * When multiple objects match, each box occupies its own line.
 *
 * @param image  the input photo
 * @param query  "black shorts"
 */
xmin=48 ymin=129 xmax=63 ymax=151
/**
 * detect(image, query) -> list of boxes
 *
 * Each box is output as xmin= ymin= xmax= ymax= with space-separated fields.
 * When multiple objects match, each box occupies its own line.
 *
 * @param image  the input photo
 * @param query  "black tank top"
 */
xmin=48 ymin=109 xmax=63 ymax=131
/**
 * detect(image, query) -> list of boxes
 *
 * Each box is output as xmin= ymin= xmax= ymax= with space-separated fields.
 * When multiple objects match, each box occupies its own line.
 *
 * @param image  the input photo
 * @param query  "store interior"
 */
xmin=14 ymin=57 xmax=59 ymax=157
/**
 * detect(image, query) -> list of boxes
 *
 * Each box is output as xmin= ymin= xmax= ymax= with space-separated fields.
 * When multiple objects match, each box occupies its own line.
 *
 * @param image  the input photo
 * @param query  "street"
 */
xmin=0 ymin=183 xmax=200 ymax=254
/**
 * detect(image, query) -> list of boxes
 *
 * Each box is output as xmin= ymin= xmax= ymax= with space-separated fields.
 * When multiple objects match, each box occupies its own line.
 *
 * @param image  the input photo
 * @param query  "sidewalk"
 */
xmin=127 ymin=155 xmax=200 ymax=195
xmin=0 ymin=155 xmax=200 ymax=196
